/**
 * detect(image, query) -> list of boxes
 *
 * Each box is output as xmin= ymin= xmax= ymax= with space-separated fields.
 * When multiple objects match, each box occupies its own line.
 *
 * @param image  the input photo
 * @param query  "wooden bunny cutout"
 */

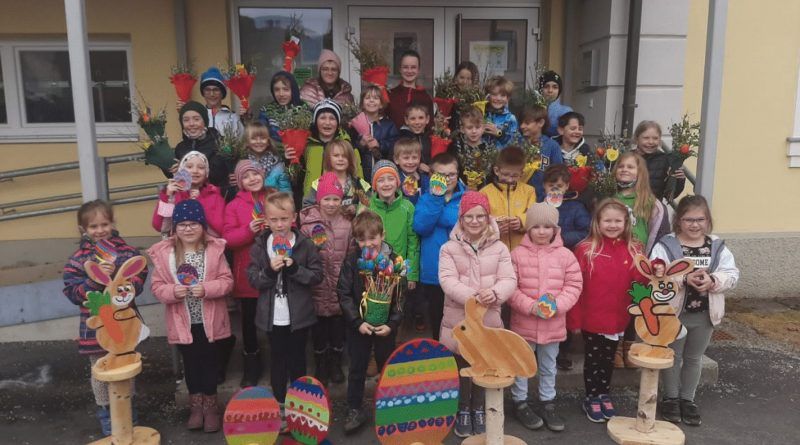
xmin=84 ymin=256 xmax=149 ymax=371
xmin=627 ymin=254 xmax=693 ymax=360
xmin=453 ymin=298 xmax=537 ymax=379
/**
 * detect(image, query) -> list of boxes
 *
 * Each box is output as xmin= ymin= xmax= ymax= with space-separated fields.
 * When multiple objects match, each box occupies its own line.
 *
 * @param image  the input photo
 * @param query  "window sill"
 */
xmin=788 ymin=137 xmax=800 ymax=168
xmin=0 ymin=125 xmax=139 ymax=144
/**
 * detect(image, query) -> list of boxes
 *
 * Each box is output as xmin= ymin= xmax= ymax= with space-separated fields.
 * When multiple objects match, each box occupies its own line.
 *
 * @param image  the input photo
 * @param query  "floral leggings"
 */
xmin=582 ymin=331 xmax=618 ymax=397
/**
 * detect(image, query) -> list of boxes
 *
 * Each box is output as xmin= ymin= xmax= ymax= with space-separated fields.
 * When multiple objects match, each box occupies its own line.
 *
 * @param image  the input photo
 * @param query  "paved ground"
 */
xmin=1 ymin=300 xmax=798 ymax=445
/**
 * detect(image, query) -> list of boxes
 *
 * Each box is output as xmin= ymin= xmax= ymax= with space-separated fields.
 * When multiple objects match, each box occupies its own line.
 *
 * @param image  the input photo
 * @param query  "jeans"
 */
xmin=662 ymin=311 xmax=714 ymax=401
xmin=346 ymin=327 xmax=396 ymax=409
xmin=511 ymin=341 xmax=559 ymax=402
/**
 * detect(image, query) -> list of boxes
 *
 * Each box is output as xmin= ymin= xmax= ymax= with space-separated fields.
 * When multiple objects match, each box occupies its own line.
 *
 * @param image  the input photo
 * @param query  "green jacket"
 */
xmin=302 ymin=130 xmax=363 ymax=196
xmin=369 ymin=191 xmax=420 ymax=282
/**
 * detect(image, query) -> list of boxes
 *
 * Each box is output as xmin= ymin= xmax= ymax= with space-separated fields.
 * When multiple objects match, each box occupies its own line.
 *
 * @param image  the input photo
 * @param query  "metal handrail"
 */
xmin=0 ymin=152 xmax=145 ymax=181
xmin=0 ymin=194 xmax=158 ymax=222
xmin=1 ymin=182 xmax=162 ymax=212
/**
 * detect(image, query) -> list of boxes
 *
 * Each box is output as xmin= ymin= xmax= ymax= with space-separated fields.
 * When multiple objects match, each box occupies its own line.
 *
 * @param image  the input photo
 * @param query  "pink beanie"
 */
xmin=234 ymin=160 xmax=265 ymax=189
xmin=318 ymin=49 xmax=342 ymax=72
xmin=316 ymin=172 xmax=344 ymax=203
xmin=459 ymin=191 xmax=490 ymax=217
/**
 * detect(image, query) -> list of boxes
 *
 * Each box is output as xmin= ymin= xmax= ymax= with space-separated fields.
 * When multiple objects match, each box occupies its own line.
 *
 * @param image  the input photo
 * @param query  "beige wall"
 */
xmin=0 ymin=0 xmax=231 ymax=241
xmin=682 ymin=0 xmax=800 ymax=233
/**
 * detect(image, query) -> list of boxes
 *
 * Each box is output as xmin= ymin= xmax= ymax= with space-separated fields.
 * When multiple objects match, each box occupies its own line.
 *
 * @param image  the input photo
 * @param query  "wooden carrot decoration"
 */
xmin=628 ymin=282 xmax=659 ymax=336
xmin=85 ymin=291 xmax=124 ymax=343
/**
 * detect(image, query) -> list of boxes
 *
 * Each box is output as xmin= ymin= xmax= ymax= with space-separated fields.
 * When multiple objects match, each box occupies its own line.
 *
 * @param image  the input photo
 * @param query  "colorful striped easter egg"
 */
xmin=223 ymin=386 xmax=281 ymax=445
xmin=374 ymin=339 xmax=460 ymax=445
xmin=286 ymin=376 xmax=331 ymax=445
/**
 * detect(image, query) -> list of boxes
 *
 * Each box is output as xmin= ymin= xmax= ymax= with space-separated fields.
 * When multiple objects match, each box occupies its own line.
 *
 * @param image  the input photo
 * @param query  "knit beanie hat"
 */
xmin=313 ymin=98 xmax=342 ymax=124
xmin=538 ymin=70 xmax=563 ymax=98
xmin=317 ymin=49 xmax=342 ymax=73
xmin=459 ymin=191 xmax=490 ymax=217
xmin=316 ymin=172 xmax=344 ymax=203
xmin=172 ymin=199 xmax=207 ymax=228
xmin=200 ymin=67 xmax=227 ymax=99
xmin=178 ymin=150 xmax=209 ymax=178
xmin=525 ymin=202 xmax=559 ymax=231
xmin=371 ymin=159 xmax=400 ymax=189
xmin=234 ymin=159 xmax=265 ymax=189
xmin=179 ymin=101 xmax=210 ymax=129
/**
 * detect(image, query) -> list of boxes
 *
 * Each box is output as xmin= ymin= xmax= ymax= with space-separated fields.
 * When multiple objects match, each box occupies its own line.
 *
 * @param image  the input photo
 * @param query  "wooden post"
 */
xmin=462 ymin=375 xmax=525 ymax=445
xmin=109 ymin=379 xmax=134 ymax=444
xmin=636 ymin=367 xmax=660 ymax=433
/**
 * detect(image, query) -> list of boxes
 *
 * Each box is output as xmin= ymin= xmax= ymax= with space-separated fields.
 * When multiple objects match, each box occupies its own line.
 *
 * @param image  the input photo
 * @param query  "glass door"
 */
xmin=347 ymin=6 xmax=445 ymax=101
xmin=445 ymin=7 xmax=540 ymax=114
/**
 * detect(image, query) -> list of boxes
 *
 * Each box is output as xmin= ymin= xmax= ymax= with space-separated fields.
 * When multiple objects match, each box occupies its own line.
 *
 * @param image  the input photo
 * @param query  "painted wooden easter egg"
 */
xmin=374 ymin=338 xmax=460 ymax=445
xmin=223 ymin=386 xmax=281 ymax=445
xmin=285 ymin=376 xmax=331 ymax=445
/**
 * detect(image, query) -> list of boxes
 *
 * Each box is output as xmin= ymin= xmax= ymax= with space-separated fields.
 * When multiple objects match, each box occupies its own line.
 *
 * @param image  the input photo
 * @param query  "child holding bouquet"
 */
xmin=509 ymin=203 xmax=582 ymax=432
xmin=299 ymin=172 xmax=354 ymax=385
xmin=438 ymin=192 xmax=517 ymax=438
xmin=350 ymin=85 xmax=399 ymax=182
xmin=244 ymin=122 xmax=291 ymax=193
xmin=149 ymin=200 xmax=234 ymax=433
xmin=222 ymin=160 xmax=270 ymax=387
xmin=63 ymin=200 xmax=149 ymax=436
xmin=152 ymin=151 xmax=225 ymax=237
xmin=631 ymin=120 xmax=686 ymax=201
xmin=337 ymin=210 xmax=405 ymax=433
xmin=259 ymin=71 xmax=304 ymax=142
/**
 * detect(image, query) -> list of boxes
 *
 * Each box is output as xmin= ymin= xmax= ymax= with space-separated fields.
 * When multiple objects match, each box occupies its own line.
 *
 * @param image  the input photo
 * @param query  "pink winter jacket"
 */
xmin=148 ymin=235 xmax=234 ymax=345
xmin=509 ymin=229 xmax=583 ymax=345
xmin=223 ymin=189 xmax=265 ymax=299
xmin=438 ymin=219 xmax=517 ymax=354
xmin=151 ymin=184 xmax=226 ymax=237
xmin=299 ymin=205 xmax=355 ymax=317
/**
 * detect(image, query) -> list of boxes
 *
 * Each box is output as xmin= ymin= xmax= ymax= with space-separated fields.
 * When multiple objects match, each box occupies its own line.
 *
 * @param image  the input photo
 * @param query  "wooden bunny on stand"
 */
xmin=453 ymin=298 xmax=536 ymax=445
xmin=83 ymin=255 xmax=159 ymax=445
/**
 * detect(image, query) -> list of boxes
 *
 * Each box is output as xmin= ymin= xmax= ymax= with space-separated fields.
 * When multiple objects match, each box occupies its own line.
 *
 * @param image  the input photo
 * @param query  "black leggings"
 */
xmin=312 ymin=315 xmax=345 ymax=353
xmin=582 ymin=331 xmax=619 ymax=397
xmin=268 ymin=325 xmax=309 ymax=403
xmin=346 ymin=327 xmax=396 ymax=410
xmin=423 ymin=284 xmax=445 ymax=341
xmin=178 ymin=324 xmax=221 ymax=396
xmin=240 ymin=298 xmax=259 ymax=354
xmin=456 ymin=355 xmax=485 ymax=411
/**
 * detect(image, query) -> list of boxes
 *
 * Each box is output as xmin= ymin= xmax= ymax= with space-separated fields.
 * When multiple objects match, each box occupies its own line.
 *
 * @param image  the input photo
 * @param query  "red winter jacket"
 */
xmin=567 ymin=237 xmax=646 ymax=334
xmin=299 ymin=205 xmax=355 ymax=316
xmin=386 ymin=84 xmax=434 ymax=131
xmin=223 ymin=189 xmax=267 ymax=298
xmin=151 ymin=184 xmax=225 ymax=237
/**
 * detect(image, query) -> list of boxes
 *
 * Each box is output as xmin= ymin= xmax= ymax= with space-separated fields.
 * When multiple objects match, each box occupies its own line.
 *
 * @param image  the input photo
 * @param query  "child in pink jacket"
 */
xmin=148 ymin=200 xmax=234 ymax=433
xmin=509 ymin=203 xmax=582 ymax=432
xmin=439 ymin=191 xmax=517 ymax=438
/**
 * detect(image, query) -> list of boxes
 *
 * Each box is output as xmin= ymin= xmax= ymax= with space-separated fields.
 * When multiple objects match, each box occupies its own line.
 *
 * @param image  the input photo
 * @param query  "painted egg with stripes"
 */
xmin=286 ymin=376 xmax=330 ymax=445
xmin=223 ymin=386 xmax=280 ymax=445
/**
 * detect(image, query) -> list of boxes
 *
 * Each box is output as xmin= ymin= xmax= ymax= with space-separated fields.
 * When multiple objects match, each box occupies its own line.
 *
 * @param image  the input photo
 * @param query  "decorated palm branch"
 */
xmin=132 ymin=95 xmax=174 ymax=171
xmin=357 ymin=247 xmax=409 ymax=326
xmin=587 ymin=129 xmax=629 ymax=199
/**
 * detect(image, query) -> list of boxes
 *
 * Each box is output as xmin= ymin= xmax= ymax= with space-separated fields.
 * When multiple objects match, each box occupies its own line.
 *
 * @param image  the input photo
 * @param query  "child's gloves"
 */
xmin=534 ymin=293 xmax=557 ymax=319
xmin=429 ymin=173 xmax=448 ymax=197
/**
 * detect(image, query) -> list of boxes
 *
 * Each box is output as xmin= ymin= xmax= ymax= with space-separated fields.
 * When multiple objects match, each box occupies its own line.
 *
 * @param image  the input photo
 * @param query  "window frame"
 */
xmin=0 ymin=39 xmax=138 ymax=143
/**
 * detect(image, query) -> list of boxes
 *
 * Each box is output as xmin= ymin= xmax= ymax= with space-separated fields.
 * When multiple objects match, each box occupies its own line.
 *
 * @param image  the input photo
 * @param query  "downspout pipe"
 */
xmin=174 ymin=0 xmax=188 ymax=66
xmin=621 ymin=0 xmax=642 ymax=138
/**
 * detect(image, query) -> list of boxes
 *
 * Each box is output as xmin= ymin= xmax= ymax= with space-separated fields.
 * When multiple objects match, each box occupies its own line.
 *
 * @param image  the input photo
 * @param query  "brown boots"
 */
xmin=613 ymin=341 xmax=636 ymax=368
xmin=187 ymin=394 xmax=221 ymax=433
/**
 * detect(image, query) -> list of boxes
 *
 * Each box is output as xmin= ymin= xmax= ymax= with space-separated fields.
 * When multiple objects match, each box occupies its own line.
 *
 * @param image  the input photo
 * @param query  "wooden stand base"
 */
xmin=607 ymin=343 xmax=684 ymax=445
xmin=88 ymin=357 xmax=160 ymax=445
xmin=607 ymin=417 xmax=685 ymax=445
xmin=459 ymin=372 xmax=526 ymax=445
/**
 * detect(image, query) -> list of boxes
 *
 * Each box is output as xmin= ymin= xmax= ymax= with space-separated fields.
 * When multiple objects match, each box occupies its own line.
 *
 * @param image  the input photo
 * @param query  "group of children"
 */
xmin=62 ymin=55 xmax=739 ymax=439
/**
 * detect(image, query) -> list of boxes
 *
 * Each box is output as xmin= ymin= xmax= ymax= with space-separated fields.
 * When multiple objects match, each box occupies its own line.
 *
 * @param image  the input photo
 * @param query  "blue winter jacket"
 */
xmin=412 ymin=182 xmax=466 ymax=285
xmin=398 ymin=170 xmax=430 ymax=206
xmin=528 ymin=134 xmax=564 ymax=200
xmin=483 ymin=104 xmax=519 ymax=149
xmin=544 ymin=98 xmax=573 ymax=137
xmin=264 ymin=163 xmax=292 ymax=193
xmin=351 ymin=116 xmax=400 ymax=182
xmin=557 ymin=192 xmax=591 ymax=249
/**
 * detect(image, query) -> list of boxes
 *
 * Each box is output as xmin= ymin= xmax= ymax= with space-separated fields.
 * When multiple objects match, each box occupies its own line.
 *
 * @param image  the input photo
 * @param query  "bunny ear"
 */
xmin=84 ymin=260 xmax=112 ymax=286
xmin=666 ymin=259 xmax=693 ymax=277
xmin=634 ymin=254 xmax=653 ymax=277
xmin=117 ymin=256 xmax=147 ymax=280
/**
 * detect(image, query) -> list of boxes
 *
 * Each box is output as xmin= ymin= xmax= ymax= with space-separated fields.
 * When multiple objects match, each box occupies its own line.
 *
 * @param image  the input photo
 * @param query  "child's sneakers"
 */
xmin=344 ymin=407 xmax=369 ymax=434
xmin=514 ymin=401 xmax=544 ymax=430
xmin=598 ymin=394 xmax=616 ymax=419
xmin=541 ymin=402 xmax=565 ymax=432
xmin=582 ymin=397 xmax=605 ymax=423
xmin=454 ymin=410 xmax=473 ymax=438
xmin=680 ymin=400 xmax=702 ymax=426
xmin=472 ymin=409 xmax=486 ymax=435
xmin=661 ymin=398 xmax=681 ymax=423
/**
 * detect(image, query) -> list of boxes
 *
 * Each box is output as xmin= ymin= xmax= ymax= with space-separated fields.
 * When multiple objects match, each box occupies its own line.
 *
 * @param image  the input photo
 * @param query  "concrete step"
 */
xmin=175 ymin=326 xmax=718 ymax=406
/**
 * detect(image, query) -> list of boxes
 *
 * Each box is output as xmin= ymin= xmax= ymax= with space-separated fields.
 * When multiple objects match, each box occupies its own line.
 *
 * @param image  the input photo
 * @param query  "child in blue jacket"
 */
xmin=518 ymin=106 xmax=564 ymax=199
xmin=483 ymin=76 xmax=519 ymax=149
xmin=538 ymin=70 xmax=573 ymax=137
xmin=412 ymin=153 xmax=465 ymax=340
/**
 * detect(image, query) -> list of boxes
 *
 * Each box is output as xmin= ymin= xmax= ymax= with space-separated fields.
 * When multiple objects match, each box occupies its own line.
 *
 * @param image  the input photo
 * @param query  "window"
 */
xmin=238 ymin=8 xmax=332 ymax=107
xmin=0 ymin=40 xmax=136 ymax=142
